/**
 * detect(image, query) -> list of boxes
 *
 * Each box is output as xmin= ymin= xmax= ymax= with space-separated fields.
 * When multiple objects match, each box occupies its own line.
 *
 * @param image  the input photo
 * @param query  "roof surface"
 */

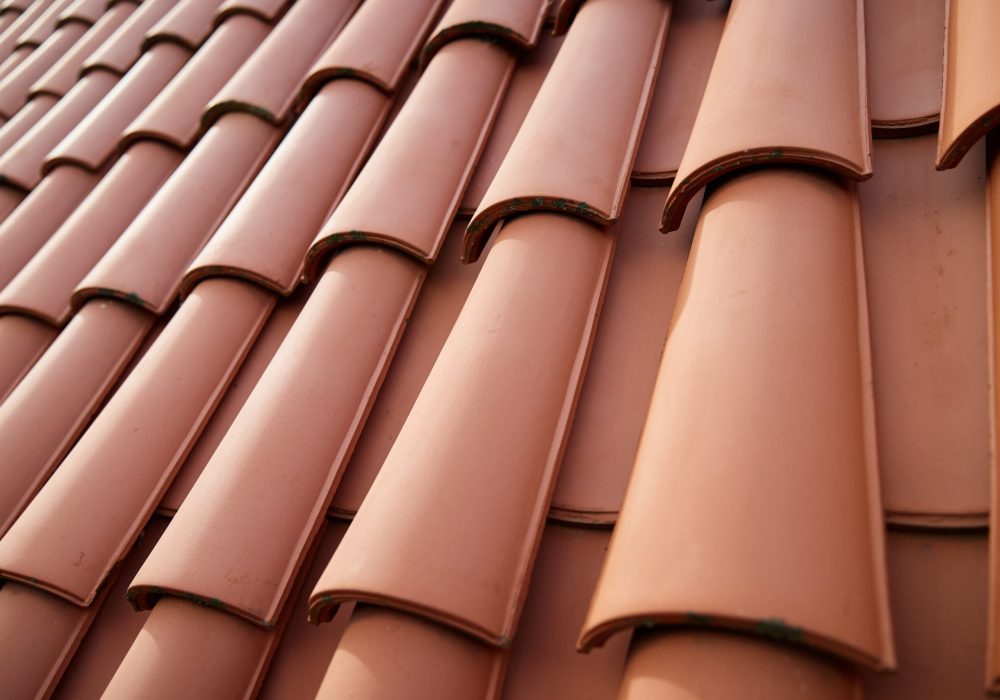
xmin=0 ymin=0 xmax=994 ymax=697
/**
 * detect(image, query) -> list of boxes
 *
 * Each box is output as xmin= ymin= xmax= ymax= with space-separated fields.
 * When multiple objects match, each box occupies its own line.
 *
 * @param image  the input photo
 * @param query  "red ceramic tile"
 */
xmin=580 ymin=170 xmax=894 ymax=671
xmin=81 ymin=0 xmax=178 ymax=76
xmin=661 ymin=0 xmax=872 ymax=232
xmin=215 ymin=0 xmax=288 ymax=24
xmin=45 ymin=42 xmax=190 ymax=173
xmin=0 ymin=165 xmax=98 ymax=289
xmin=29 ymin=2 xmax=136 ymax=98
xmin=0 ymin=279 xmax=275 ymax=606
xmin=0 ymin=0 xmax=53 ymax=62
xmin=122 ymin=13 xmax=269 ymax=150
xmin=13 ymin=0 xmax=74 ymax=48
xmin=619 ymin=630 xmax=860 ymax=700
xmin=303 ymin=0 xmax=443 ymax=95
xmin=0 ymin=313 xmax=56 ymax=403
xmin=0 ymin=94 xmax=54 ymax=155
xmin=631 ymin=0 xmax=726 ymax=184
xmin=860 ymin=135 xmax=990 ymax=527
xmin=422 ymin=0 xmax=548 ymax=63
xmin=130 ymin=248 xmax=424 ymax=625
xmin=502 ymin=525 xmax=630 ymax=699
xmin=57 ymin=0 xmax=106 ymax=26
xmin=465 ymin=0 xmax=669 ymax=262
xmin=203 ymin=0 xmax=358 ymax=126
xmin=937 ymin=0 xmax=1000 ymax=168
xmin=143 ymin=0 xmax=226 ymax=51
xmin=307 ymin=40 xmax=514 ymax=268
xmin=0 ymin=21 xmax=87 ymax=117
xmin=0 ymin=42 xmax=29 ymax=82
xmin=315 ymin=607 xmax=506 ymax=700
xmin=551 ymin=0 xmax=581 ymax=35
xmin=0 ymin=142 xmax=182 ymax=326
xmin=990 ymin=140 xmax=1000 ymax=690
xmin=185 ymin=79 xmax=389 ymax=295
xmin=310 ymin=213 xmax=614 ymax=647
xmin=0 ymin=299 xmax=152 ymax=536
xmin=74 ymin=113 xmax=280 ymax=315
xmin=865 ymin=0 xmax=945 ymax=135
xmin=550 ymin=188 xmax=700 ymax=525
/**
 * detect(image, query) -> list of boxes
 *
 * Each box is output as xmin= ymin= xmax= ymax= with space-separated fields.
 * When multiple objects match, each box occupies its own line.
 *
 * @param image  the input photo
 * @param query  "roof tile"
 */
xmin=0 ymin=93 xmax=55 ymax=151
xmin=0 ymin=0 xmax=54 ymax=63
xmin=422 ymin=0 xmax=549 ymax=64
xmin=143 ymin=0 xmax=226 ymax=51
xmin=57 ymin=0 xmax=106 ymax=26
xmin=81 ymin=0 xmax=179 ymax=76
xmin=990 ymin=141 xmax=1000 ymax=691
xmin=661 ymin=0 xmax=873 ymax=231
xmin=0 ymin=21 xmax=87 ymax=117
xmin=214 ymin=0 xmax=288 ymax=24
xmin=15 ymin=0 xmax=75 ymax=48
xmin=0 ymin=313 xmax=55 ymax=402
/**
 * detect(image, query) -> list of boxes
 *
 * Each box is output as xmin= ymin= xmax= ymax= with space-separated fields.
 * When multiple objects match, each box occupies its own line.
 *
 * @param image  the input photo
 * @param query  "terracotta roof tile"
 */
xmin=143 ymin=0 xmax=226 ymax=51
xmin=57 ymin=0 xmax=106 ymax=26
xmin=214 ymin=0 xmax=288 ymax=24
xmin=465 ymin=0 xmax=669 ymax=261
xmin=0 ymin=20 xmax=87 ymax=117
xmin=0 ymin=92 xmax=54 ymax=150
xmin=81 ymin=0 xmax=178 ymax=76
xmin=14 ymin=0 xmax=75 ymax=48
xmin=661 ymin=0 xmax=873 ymax=232
xmin=0 ymin=0 xmax=53 ymax=62
xmin=0 ymin=313 xmax=55 ymax=401
xmin=422 ymin=0 xmax=549 ymax=64
xmin=990 ymin=140 xmax=1000 ymax=691
xmin=550 ymin=0 xmax=581 ymax=36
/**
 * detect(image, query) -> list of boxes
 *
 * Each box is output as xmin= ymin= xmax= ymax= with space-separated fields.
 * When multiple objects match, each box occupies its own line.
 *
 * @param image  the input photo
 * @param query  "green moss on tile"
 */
xmin=685 ymin=611 xmax=713 ymax=625
xmin=754 ymin=617 xmax=804 ymax=643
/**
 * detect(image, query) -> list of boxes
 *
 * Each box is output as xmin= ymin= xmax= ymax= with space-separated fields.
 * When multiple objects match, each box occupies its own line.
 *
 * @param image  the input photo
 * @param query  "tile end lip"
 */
xmin=118 ymin=129 xmax=191 ymax=154
xmin=304 ymin=231 xmax=431 ymax=283
xmin=303 ymin=69 xmax=392 ymax=99
xmin=421 ymin=24 xmax=530 ymax=68
xmin=201 ymin=100 xmax=280 ymax=132
xmin=936 ymin=106 xmax=1000 ymax=170
xmin=884 ymin=509 xmax=989 ymax=531
xmin=0 ymin=302 xmax=61 ymax=327
xmin=0 ymin=569 xmax=95 ymax=608
xmin=70 ymin=286 xmax=160 ymax=316
xmin=546 ymin=506 xmax=617 ymax=527
xmin=140 ymin=33 xmax=200 ymax=55
xmin=125 ymin=584 xmax=279 ymax=628
xmin=180 ymin=265 xmax=294 ymax=300
xmin=870 ymin=113 xmax=939 ymax=139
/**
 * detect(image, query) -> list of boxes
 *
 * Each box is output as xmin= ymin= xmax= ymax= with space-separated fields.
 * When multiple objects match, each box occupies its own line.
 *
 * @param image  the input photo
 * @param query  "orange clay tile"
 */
xmin=202 ymin=0 xmax=358 ymax=126
xmin=503 ymin=525 xmax=630 ymax=699
xmin=0 ymin=314 xmax=55 ymax=402
xmin=550 ymin=188 xmax=700 ymax=525
xmin=157 ymin=287 xmax=305 ymax=515
xmin=184 ymin=79 xmax=389 ymax=294
xmin=0 ymin=165 xmax=97 ymax=288
xmin=330 ymin=220 xmax=482 ymax=517
xmin=579 ymin=170 xmax=894 ymax=670
xmin=81 ymin=0 xmax=178 ymax=76
xmin=863 ymin=532 xmax=989 ymax=698
xmin=0 ymin=300 xmax=152 ymax=536
xmin=0 ymin=22 xmax=86 ymax=117
xmin=460 ymin=31 xmax=562 ymax=215
xmin=74 ymin=113 xmax=280 ymax=315
xmin=465 ymin=0 xmax=668 ymax=262
xmin=0 ymin=143 xmax=181 ymax=326
xmin=660 ymin=0 xmax=873 ymax=232
xmin=631 ymin=0 xmax=726 ymax=184
xmin=0 ymin=582 xmax=107 ymax=699
xmin=937 ymin=0 xmax=1000 ymax=168
xmin=990 ymin=140 xmax=1000 ymax=691
xmin=0 ymin=279 xmax=275 ymax=606
xmin=45 ymin=42 xmax=189 ymax=172
xmin=302 ymin=0 xmax=443 ymax=95
xmin=29 ymin=2 xmax=136 ymax=98
xmin=315 ymin=607 xmax=506 ymax=700
xmin=143 ymin=0 xmax=226 ymax=51
xmin=422 ymin=0 xmax=548 ymax=64
xmin=310 ymin=213 xmax=614 ymax=646
xmin=307 ymin=40 xmax=513 ymax=268
xmin=860 ymin=135 xmax=990 ymax=527
xmin=619 ymin=630 xmax=860 ymax=700
xmin=865 ymin=0 xmax=945 ymax=135
xmin=122 ymin=14 xmax=269 ymax=150
xmin=130 ymin=248 xmax=423 ymax=624
xmin=215 ymin=0 xmax=288 ymax=24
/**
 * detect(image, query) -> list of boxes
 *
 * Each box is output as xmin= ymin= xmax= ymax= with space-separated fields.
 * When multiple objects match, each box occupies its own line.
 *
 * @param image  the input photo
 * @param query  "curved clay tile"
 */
xmin=123 ymin=15 xmax=269 ymax=151
xmin=0 ymin=71 xmax=116 ymax=190
xmin=866 ymin=0 xmax=945 ymax=135
xmin=29 ymin=2 xmax=136 ymax=98
xmin=631 ymin=0 xmax=726 ymax=184
xmin=142 ymin=0 xmax=225 ymax=51
xmin=14 ymin=0 xmax=74 ymax=48
xmin=81 ymin=0 xmax=178 ymax=76
xmin=0 ymin=279 xmax=275 ymax=606
xmin=863 ymin=531 xmax=986 ymax=699
xmin=0 ymin=44 xmax=29 ymax=81
xmin=550 ymin=188 xmax=699 ymax=525
xmin=315 ymin=607 xmax=505 ymax=700
xmin=73 ymin=113 xmax=280 ymax=315
xmin=0 ymin=314 xmax=55 ymax=403
xmin=579 ymin=170 xmax=894 ymax=671
xmin=860 ymin=135 xmax=989 ymax=527
xmin=618 ymin=630 xmax=860 ymax=700
xmin=550 ymin=0 xmax=581 ymax=35
xmin=937 ymin=0 xmax=1000 ymax=169
xmin=503 ymin=525 xmax=631 ymax=699
xmin=183 ymin=80 xmax=388 ymax=295
xmin=660 ymin=0 xmax=872 ymax=232
xmin=0 ymin=143 xmax=182 ymax=326
xmin=0 ymin=93 xmax=54 ymax=152
xmin=202 ymin=0 xmax=358 ymax=126
xmin=130 ymin=248 xmax=424 ymax=625
xmin=991 ymin=144 xmax=1000 ymax=692
xmin=0 ymin=301 xmax=152 ymax=536
xmin=331 ymin=220 xmax=482 ymax=517
xmin=422 ymin=0 xmax=547 ymax=64
xmin=0 ymin=166 xmax=98 ymax=288
xmin=214 ymin=0 xmax=288 ymax=24
xmin=57 ymin=0 xmax=106 ymax=26
xmin=0 ymin=0 xmax=33 ymax=13
xmin=465 ymin=0 xmax=669 ymax=262
xmin=0 ymin=0 xmax=54 ymax=64
xmin=45 ymin=42 xmax=190 ymax=173
xmin=306 ymin=40 xmax=514 ymax=269
xmin=459 ymin=31 xmax=562 ymax=216
xmin=0 ymin=22 xmax=87 ymax=117
xmin=302 ymin=0 xmax=443 ymax=95
xmin=309 ymin=213 xmax=614 ymax=647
